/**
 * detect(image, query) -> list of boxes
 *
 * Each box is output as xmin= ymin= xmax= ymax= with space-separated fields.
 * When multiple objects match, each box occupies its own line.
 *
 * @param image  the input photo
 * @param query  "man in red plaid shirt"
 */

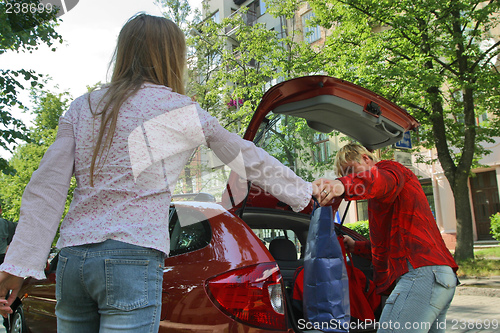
xmin=314 ymin=143 xmax=458 ymax=333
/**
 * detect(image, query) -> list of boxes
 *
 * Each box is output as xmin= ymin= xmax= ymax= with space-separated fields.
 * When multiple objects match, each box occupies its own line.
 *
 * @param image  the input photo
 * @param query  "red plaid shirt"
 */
xmin=338 ymin=160 xmax=458 ymax=295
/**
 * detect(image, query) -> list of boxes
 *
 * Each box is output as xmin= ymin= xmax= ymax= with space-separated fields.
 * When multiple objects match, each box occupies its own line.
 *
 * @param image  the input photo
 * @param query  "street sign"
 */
xmin=395 ymin=131 xmax=412 ymax=149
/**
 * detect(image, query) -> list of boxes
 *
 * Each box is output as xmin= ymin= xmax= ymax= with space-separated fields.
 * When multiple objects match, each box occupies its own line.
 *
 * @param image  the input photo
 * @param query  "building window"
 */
xmin=313 ymin=133 xmax=330 ymax=163
xmin=302 ymin=11 xmax=321 ymax=43
xmin=477 ymin=112 xmax=488 ymax=125
xmin=212 ymin=10 xmax=220 ymax=23
xmin=259 ymin=0 xmax=266 ymax=15
xmin=419 ymin=179 xmax=436 ymax=219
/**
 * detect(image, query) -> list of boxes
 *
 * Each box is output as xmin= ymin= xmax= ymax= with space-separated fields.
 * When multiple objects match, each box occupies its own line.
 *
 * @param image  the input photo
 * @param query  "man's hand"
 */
xmin=312 ymin=178 xmax=345 ymax=206
xmin=343 ymin=235 xmax=355 ymax=253
xmin=0 ymin=272 xmax=24 ymax=318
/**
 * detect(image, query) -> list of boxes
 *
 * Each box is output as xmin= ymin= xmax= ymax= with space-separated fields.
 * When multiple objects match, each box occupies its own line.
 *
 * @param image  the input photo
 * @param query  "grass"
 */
xmin=473 ymin=246 xmax=500 ymax=259
xmin=457 ymin=258 xmax=500 ymax=277
xmin=456 ymin=247 xmax=500 ymax=278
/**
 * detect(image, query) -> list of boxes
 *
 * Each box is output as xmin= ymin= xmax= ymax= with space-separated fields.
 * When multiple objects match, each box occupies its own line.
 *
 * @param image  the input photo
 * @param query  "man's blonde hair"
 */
xmin=335 ymin=143 xmax=378 ymax=176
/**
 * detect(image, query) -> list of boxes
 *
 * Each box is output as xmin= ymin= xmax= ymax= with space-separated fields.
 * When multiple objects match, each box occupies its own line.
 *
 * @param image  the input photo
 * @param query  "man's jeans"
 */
xmin=378 ymin=263 xmax=457 ymax=333
xmin=55 ymin=239 xmax=165 ymax=333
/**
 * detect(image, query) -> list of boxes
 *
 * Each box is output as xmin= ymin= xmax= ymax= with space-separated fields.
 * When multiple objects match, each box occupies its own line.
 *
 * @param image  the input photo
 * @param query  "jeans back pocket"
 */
xmin=430 ymin=267 xmax=457 ymax=309
xmin=105 ymin=259 xmax=150 ymax=311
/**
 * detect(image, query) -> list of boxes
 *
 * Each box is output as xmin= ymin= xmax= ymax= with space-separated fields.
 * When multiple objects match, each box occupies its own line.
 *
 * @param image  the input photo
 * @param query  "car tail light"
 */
xmin=205 ymin=262 xmax=287 ymax=330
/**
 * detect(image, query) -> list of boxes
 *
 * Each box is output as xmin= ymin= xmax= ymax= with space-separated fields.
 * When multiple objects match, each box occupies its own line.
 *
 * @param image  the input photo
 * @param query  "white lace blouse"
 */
xmin=0 ymin=84 xmax=312 ymax=279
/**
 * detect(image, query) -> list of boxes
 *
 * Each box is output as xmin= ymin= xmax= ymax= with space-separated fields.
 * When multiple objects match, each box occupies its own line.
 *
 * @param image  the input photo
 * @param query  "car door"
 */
xmin=20 ymin=262 xmax=57 ymax=333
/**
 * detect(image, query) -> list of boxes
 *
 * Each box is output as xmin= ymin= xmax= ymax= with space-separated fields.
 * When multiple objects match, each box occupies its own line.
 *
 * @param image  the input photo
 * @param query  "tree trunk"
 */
xmin=451 ymin=175 xmax=475 ymax=261
xmin=451 ymin=86 xmax=476 ymax=261
xmin=428 ymin=85 xmax=475 ymax=261
xmin=448 ymin=9 xmax=477 ymax=261
xmin=417 ymin=10 xmax=476 ymax=261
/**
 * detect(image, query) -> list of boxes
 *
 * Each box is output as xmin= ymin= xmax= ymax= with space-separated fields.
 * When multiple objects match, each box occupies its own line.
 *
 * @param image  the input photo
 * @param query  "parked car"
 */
xmin=8 ymin=75 xmax=419 ymax=333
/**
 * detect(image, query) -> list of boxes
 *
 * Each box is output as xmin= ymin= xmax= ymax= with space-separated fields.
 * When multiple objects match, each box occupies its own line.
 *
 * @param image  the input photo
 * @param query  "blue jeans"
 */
xmin=378 ymin=263 xmax=457 ymax=333
xmin=55 ymin=240 xmax=165 ymax=333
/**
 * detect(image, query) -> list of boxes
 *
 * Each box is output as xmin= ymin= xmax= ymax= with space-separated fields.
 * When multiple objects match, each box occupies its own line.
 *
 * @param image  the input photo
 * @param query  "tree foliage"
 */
xmin=0 ymin=89 xmax=76 ymax=244
xmin=0 ymin=0 xmax=62 ymax=174
xmin=172 ymin=1 xmax=337 ymax=181
xmin=154 ymin=0 xmax=198 ymax=31
xmin=490 ymin=213 xmax=500 ymax=241
xmin=178 ymin=0 xmax=500 ymax=259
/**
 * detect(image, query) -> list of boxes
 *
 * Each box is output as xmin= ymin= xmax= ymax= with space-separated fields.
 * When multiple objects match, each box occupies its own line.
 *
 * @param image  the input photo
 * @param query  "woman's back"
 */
xmin=59 ymin=83 xmax=204 ymax=254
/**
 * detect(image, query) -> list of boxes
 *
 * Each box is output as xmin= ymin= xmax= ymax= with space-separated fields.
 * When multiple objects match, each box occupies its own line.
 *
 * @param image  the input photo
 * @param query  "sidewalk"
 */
xmin=445 ymin=276 xmax=500 ymax=333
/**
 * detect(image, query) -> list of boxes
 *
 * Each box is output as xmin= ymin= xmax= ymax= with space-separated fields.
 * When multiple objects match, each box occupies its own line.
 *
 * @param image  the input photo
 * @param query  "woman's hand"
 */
xmin=0 ymin=272 xmax=24 ymax=318
xmin=312 ymin=178 xmax=345 ymax=206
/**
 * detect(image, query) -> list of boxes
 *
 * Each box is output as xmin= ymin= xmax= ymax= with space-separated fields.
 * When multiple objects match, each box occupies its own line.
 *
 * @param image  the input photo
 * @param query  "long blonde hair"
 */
xmin=335 ymin=142 xmax=378 ymax=176
xmin=89 ymin=13 xmax=186 ymax=186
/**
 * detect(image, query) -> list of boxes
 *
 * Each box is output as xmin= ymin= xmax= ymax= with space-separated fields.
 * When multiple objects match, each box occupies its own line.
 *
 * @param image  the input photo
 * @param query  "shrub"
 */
xmin=490 ymin=213 xmax=500 ymax=241
xmin=345 ymin=220 xmax=370 ymax=239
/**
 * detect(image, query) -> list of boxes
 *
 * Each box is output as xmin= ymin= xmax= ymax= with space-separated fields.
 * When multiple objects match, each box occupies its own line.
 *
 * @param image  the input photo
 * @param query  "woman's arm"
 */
xmin=0 ymin=119 xmax=75 ymax=279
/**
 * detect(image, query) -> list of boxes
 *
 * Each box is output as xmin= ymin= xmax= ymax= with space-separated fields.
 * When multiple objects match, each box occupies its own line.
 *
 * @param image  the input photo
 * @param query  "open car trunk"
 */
xmin=222 ymin=75 xmax=419 ymax=214
xmin=222 ymin=75 xmax=419 ymax=332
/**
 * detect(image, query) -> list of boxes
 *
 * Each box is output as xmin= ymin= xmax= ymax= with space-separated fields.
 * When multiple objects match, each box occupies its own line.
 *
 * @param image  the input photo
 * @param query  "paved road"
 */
xmin=445 ymin=285 xmax=500 ymax=333
xmin=446 ymin=296 xmax=500 ymax=333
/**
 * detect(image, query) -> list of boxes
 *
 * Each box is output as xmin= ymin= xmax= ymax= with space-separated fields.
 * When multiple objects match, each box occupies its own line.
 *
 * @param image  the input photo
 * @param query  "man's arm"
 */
xmin=344 ymin=235 xmax=372 ymax=260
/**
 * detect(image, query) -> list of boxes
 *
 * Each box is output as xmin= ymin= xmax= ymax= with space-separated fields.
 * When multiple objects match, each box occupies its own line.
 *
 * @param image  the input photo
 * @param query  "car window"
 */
xmin=252 ymin=113 xmax=336 ymax=177
xmin=252 ymin=228 xmax=303 ymax=258
xmin=168 ymin=207 xmax=212 ymax=256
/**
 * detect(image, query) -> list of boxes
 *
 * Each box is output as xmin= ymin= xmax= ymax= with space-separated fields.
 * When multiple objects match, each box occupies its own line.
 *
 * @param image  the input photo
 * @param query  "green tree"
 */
xmin=0 ymin=0 xmax=62 ymax=174
xmin=183 ymin=2 xmax=336 ymax=180
xmin=0 ymin=89 xmax=75 ymax=244
xmin=303 ymin=0 xmax=500 ymax=260
xmin=155 ymin=0 xmax=197 ymax=30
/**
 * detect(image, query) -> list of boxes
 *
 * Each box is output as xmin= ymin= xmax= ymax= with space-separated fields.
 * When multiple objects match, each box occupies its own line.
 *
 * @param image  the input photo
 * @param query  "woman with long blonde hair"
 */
xmin=0 ymin=14 xmax=315 ymax=332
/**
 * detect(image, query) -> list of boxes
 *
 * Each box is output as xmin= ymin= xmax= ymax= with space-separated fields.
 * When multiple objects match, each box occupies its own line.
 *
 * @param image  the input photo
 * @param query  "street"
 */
xmin=444 ymin=283 xmax=500 ymax=333
xmin=445 ymin=295 xmax=500 ymax=333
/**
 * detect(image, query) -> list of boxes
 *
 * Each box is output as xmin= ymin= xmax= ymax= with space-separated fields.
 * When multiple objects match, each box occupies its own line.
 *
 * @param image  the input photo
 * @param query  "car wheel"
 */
xmin=9 ymin=305 xmax=27 ymax=333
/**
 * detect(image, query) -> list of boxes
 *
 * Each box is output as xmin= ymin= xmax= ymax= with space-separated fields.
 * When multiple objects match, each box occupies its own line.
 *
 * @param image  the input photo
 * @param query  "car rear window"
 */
xmin=168 ymin=207 xmax=211 ymax=256
xmin=252 ymin=228 xmax=303 ymax=258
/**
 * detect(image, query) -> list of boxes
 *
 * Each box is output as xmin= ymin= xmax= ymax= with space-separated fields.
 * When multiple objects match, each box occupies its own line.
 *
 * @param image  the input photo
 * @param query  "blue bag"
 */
xmin=303 ymin=203 xmax=350 ymax=332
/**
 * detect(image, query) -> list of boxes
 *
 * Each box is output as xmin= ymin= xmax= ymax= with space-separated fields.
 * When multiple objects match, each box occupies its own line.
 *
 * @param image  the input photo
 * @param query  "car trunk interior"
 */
xmin=240 ymin=207 xmax=378 ymax=332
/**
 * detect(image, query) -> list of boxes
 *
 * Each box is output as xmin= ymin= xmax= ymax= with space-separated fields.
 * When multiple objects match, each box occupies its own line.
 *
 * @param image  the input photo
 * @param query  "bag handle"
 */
xmin=311 ymin=197 xmax=320 ymax=214
xmin=340 ymin=200 xmax=351 ymax=226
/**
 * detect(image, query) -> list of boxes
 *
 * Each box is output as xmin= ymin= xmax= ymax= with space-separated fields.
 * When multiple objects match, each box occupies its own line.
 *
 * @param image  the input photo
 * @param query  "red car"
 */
xmin=8 ymin=76 xmax=418 ymax=333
